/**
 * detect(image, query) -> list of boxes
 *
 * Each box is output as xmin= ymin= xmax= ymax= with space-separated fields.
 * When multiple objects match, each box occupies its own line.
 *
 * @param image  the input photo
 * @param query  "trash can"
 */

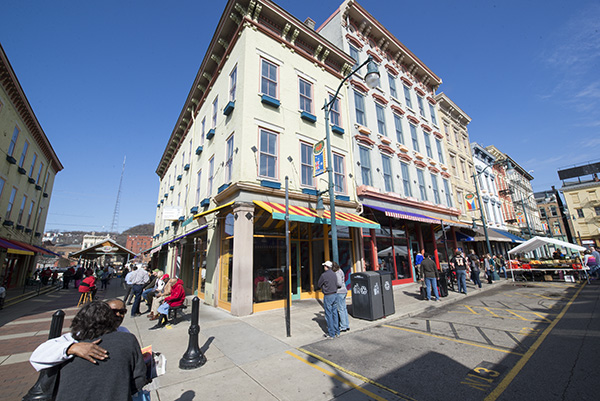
xmin=350 ymin=271 xmax=384 ymax=321
xmin=376 ymin=270 xmax=395 ymax=316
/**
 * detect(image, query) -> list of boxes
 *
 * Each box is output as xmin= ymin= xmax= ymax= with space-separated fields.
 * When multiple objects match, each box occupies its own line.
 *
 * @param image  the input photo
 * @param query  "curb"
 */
xmin=4 ymin=285 xmax=61 ymax=308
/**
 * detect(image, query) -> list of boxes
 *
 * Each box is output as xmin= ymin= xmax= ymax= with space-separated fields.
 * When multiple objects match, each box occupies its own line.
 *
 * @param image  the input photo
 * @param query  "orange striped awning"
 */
xmin=253 ymin=201 xmax=379 ymax=229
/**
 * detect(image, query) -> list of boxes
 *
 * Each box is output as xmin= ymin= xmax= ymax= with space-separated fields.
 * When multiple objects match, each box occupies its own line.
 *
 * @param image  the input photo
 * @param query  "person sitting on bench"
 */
xmin=149 ymin=278 xmax=185 ymax=330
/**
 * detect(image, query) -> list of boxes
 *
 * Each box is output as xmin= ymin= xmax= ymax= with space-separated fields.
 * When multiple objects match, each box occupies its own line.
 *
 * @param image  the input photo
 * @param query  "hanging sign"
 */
xmin=313 ymin=140 xmax=326 ymax=177
xmin=465 ymin=193 xmax=477 ymax=211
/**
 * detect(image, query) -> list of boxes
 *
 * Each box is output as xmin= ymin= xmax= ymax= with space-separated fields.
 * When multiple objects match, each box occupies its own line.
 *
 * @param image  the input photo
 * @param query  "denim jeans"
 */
xmin=157 ymin=301 xmax=170 ymax=316
xmin=471 ymin=270 xmax=482 ymax=288
xmin=425 ymin=277 xmax=439 ymax=300
xmin=131 ymin=284 xmax=144 ymax=316
xmin=336 ymin=293 xmax=349 ymax=331
xmin=323 ymin=293 xmax=339 ymax=337
xmin=499 ymin=265 xmax=507 ymax=279
xmin=456 ymin=270 xmax=467 ymax=294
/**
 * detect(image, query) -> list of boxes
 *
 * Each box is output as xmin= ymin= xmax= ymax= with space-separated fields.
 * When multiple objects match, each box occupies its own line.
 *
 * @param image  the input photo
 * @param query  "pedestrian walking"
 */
xmin=419 ymin=253 xmax=440 ymax=301
xmin=496 ymin=254 xmax=507 ymax=279
xmin=129 ymin=266 xmax=149 ymax=317
xmin=317 ymin=261 xmax=340 ymax=339
xmin=123 ymin=266 xmax=136 ymax=305
xmin=468 ymin=250 xmax=482 ymax=289
xmin=333 ymin=262 xmax=350 ymax=333
xmin=484 ymin=254 xmax=494 ymax=284
xmin=450 ymin=250 xmax=469 ymax=294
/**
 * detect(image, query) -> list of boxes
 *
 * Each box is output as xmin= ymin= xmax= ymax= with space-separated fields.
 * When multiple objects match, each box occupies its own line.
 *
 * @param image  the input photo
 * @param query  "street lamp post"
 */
xmin=320 ymin=56 xmax=379 ymax=265
xmin=471 ymin=160 xmax=514 ymax=257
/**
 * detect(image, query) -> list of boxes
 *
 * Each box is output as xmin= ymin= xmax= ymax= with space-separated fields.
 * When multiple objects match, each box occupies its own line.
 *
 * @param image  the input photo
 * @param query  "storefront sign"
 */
xmin=163 ymin=206 xmax=183 ymax=221
xmin=313 ymin=140 xmax=326 ymax=177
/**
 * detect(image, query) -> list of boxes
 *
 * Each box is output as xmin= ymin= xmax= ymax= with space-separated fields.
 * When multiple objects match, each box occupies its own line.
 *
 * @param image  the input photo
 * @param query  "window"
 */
xmin=410 ymin=124 xmax=420 ymax=152
xmin=36 ymin=162 xmax=44 ymax=184
xmin=299 ymin=78 xmax=313 ymax=113
xmin=0 ymin=178 xmax=4 ymax=199
xmin=382 ymin=154 xmax=393 ymax=192
xmin=403 ymin=85 xmax=412 ymax=108
xmin=259 ymin=129 xmax=278 ymax=179
xmin=229 ymin=66 xmax=237 ymax=101
xmin=333 ymin=154 xmax=345 ymax=193
xmin=359 ymin=146 xmax=372 ymax=186
xmin=27 ymin=200 xmax=34 ymax=227
xmin=424 ymin=133 xmax=433 ymax=158
xmin=595 ymin=206 xmax=600 ymax=216
xmin=29 ymin=153 xmax=37 ymax=177
xmin=354 ymin=90 xmax=366 ymax=126
xmin=300 ymin=142 xmax=313 ymax=187
xmin=429 ymin=104 xmax=437 ymax=125
xmin=212 ymin=97 xmax=218 ymax=128
xmin=36 ymin=207 xmax=44 ymax=232
xmin=394 ymin=114 xmax=404 ymax=144
xmin=444 ymin=124 xmax=451 ymax=144
xmin=417 ymin=169 xmax=427 ymax=201
xmin=208 ymin=157 xmax=214 ymax=196
xmin=8 ymin=126 xmax=19 ymax=157
xmin=576 ymin=208 xmax=584 ymax=218
xmin=225 ymin=135 xmax=234 ymax=182
xmin=436 ymin=139 xmax=444 ymax=164
xmin=388 ymin=73 xmax=397 ymax=98
xmin=17 ymin=195 xmax=27 ymax=224
xmin=201 ymin=117 xmax=206 ymax=145
xmin=349 ymin=44 xmax=359 ymax=68
xmin=19 ymin=141 xmax=29 ymax=168
xmin=375 ymin=103 xmax=387 ymax=136
xmin=261 ymin=59 xmax=278 ymax=98
xmin=417 ymin=95 xmax=425 ymax=118
xmin=460 ymin=159 xmax=467 ymax=181
xmin=6 ymin=187 xmax=16 ymax=220
xmin=539 ymin=208 xmax=547 ymax=218
xmin=431 ymin=174 xmax=440 ymax=204
xmin=195 ymin=170 xmax=202 ymax=204
xmin=401 ymin=162 xmax=412 ymax=197
xmin=450 ymin=154 xmax=457 ymax=177
xmin=443 ymin=179 xmax=452 ymax=207
xmin=329 ymin=94 xmax=341 ymax=126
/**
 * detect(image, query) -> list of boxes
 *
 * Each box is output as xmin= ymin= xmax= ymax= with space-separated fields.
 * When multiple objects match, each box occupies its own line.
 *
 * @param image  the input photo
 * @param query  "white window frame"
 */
xmin=258 ymin=128 xmax=278 ymax=179
xmin=299 ymin=77 xmax=313 ymax=114
xmin=333 ymin=153 xmax=346 ymax=194
xmin=229 ymin=65 xmax=237 ymax=102
xmin=300 ymin=142 xmax=314 ymax=187
xmin=260 ymin=58 xmax=278 ymax=98
xmin=225 ymin=134 xmax=234 ymax=182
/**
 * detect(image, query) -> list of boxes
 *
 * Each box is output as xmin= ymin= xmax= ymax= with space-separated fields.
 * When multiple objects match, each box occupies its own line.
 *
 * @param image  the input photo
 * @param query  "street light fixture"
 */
xmin=471 ymin=160 xmax=514 ymax=257
xmin=322 ymin=56 xmax=380 ymax=265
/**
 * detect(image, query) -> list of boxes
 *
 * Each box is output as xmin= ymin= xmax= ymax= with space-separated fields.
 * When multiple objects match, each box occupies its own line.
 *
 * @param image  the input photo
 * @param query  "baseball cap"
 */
xmin=322 ymin=261 xmax=333 ymax=268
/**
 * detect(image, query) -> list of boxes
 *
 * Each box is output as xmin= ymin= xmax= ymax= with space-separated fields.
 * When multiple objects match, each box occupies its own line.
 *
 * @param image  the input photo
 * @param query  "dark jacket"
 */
xmin=420 ymin=258 xmax=439 ymax=279
xmin=318 ymin=269 xmax=339 ymax=295
xmin=143 ymin=275 xmax=158 ymax=290
xmin=55 ymin=331 xmax=146 ymax=401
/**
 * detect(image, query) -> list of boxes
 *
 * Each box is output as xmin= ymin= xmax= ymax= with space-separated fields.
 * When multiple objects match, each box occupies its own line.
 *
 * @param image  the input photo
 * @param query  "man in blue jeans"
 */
xmin=450 ymin=250 xmax=469 ymax=294
xmin=318 ymin=261 xmax=340 ymax=339
xmin=419 ymin=253 xmax=440 ymax=301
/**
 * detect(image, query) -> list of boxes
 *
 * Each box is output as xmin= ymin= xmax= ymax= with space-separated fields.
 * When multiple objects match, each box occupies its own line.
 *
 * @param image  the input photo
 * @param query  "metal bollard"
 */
xmin=179 ymin=297 xmax=206 ymax=369
xmin=23 ymin=310 xmax=65 ymax=401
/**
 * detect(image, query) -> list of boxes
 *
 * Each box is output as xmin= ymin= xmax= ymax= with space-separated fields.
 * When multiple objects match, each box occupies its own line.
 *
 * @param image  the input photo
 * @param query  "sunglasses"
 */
xmin=113 ymin=308 xmax=127 ymax=315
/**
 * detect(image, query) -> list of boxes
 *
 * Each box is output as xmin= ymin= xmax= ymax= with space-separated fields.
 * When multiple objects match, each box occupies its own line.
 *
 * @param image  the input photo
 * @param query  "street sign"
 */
xmin=313 ymin=140 xmax=326 ymax=177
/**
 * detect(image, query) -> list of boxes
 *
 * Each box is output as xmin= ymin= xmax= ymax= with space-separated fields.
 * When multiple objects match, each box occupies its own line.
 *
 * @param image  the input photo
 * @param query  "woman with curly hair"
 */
xmin=55 ymin=301 xmax=147 ymax=401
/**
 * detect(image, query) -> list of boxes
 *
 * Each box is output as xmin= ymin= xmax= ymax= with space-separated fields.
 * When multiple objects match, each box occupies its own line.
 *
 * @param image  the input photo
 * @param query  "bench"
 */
xmin=168 ymin=302 xmax=188 ymax=324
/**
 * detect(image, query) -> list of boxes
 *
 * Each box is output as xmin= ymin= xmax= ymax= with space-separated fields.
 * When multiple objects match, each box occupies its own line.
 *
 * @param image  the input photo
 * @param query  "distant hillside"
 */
xmin=47 ymin=223 xmax=154 ymax=246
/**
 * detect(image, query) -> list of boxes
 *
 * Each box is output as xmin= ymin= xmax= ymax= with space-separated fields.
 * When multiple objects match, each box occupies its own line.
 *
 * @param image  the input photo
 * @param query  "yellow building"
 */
xmin=559 ymin=161 xmax=600 ymax=247
xmin=0 ymin=43 xmax=63 ymax=288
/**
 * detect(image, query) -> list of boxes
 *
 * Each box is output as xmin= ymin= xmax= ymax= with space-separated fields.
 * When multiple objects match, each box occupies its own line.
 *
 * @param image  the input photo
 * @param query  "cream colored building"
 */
xmin=434 ymin=93 xmax=475 ymax=225
xmin=558 ymin=162 xmax=600 ymax=247
xmin=0 ymin=43 xmax=63 ymax=288
xmin=152 ymin=0 xmax=380 ymax=316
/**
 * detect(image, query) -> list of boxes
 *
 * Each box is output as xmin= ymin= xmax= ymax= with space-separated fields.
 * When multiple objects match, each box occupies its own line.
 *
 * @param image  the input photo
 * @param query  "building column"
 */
xmin=230 ymin=202 xmax=254 ymax=317
xmin=369 ymin=228 xmax=378 ymax=270
xmin=430 ymin=224 xmax=440 ymax=269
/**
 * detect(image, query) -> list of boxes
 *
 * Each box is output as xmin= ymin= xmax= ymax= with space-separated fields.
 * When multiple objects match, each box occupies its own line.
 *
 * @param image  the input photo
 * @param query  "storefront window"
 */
xmin=253 ymin=237 xmax=286 ymax=303
xmin=219 ymin=213 xmax=234 ymax=303
xmin=194 ymin=232 xmax=207 ymax=295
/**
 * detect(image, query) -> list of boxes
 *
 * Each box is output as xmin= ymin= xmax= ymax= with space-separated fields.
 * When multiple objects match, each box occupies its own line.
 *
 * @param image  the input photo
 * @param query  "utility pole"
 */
xmin=111 ymin=156 xmax=126 ymax=233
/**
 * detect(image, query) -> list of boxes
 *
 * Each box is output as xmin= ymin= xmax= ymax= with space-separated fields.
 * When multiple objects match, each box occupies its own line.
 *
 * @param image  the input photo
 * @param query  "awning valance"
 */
xmin=194 ymin=201 xmax=234 ymax=219
xmin=490 ymin=228 xmax=526 ymax=243
xmin=0 ymin=238 xmax=34 ymax=255
xmin=365 ymin=204 xmax=439 ymax=224
xmin=254 ymin=201 xmax=380 ymax=229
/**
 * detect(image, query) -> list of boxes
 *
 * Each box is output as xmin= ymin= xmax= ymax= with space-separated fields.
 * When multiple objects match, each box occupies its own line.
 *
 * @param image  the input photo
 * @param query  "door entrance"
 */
xmin=290 ymin=241 xmax=310 ymax=301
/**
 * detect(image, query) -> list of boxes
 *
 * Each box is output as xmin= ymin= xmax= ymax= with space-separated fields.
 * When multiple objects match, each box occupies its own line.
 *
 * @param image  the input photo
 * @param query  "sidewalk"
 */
xmin=0 ymin=278 xmax=509 ymax=400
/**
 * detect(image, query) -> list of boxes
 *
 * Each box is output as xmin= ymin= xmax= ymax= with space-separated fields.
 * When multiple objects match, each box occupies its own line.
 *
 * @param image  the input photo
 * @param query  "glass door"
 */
xmin=290 ymin=241 xmax=301 ymax=300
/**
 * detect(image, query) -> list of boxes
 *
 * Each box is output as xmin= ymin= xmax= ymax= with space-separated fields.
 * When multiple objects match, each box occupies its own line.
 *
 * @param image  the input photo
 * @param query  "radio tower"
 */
xmin=110 ymin=156 xmax=126 ymax=233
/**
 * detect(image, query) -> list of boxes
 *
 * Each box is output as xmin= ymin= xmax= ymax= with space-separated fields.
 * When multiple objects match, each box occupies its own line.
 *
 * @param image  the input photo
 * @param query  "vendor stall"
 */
xmin=507 ymin=237 xmax=587 ymax=283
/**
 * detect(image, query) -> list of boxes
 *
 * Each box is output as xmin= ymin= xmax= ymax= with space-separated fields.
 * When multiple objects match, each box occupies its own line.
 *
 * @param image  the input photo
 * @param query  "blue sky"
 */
xmin=1 ymin=0 xmax=598 ymax=232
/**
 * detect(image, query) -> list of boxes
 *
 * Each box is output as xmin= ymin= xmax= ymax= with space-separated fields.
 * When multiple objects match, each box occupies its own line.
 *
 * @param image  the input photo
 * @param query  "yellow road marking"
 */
xmin=485 ymin=282 xmax=587 ymax=401
xmin=451 ymin=306 xmax=553 ymax=323
xmin=382 ymin=325 xmax=524 ymax=356
xmin=504 ymin=310 xmax=529 ymax=321
xmin=464 ymin=305 xmax=479 ymax=314
xmin=482 ymin=307 xmax=500 ymax=318
xmin=286 ymin=351 xmax=391 ymax=401
xmin=296 ymin=348 xmax=417 ymax=401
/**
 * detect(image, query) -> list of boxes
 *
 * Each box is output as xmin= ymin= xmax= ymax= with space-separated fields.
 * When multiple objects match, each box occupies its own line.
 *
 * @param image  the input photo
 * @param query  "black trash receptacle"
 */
xmin=376 ymin=270 xmax=395 ymax=316
xmin=350 ymin=271 xmax=384 ymax=321
xmin=438 ymin=270 xmax=448 ymax=297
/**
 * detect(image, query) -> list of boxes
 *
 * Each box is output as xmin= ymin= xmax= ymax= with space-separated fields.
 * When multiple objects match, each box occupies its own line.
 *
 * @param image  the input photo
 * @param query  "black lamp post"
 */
xmin=321 ymin=56 xmax=380 ymax=265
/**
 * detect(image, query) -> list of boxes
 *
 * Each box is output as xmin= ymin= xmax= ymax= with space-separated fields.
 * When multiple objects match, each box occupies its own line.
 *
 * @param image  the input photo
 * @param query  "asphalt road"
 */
xmin=300 ymin=280 xmax=600 ymax=401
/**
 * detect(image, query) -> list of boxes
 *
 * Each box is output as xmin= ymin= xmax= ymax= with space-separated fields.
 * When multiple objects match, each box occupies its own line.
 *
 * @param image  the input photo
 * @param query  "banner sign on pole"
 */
xmin=465 ymin=193 xmax=477 ymax=211
xmin=313 ymin=140 xmax=326 ymax=177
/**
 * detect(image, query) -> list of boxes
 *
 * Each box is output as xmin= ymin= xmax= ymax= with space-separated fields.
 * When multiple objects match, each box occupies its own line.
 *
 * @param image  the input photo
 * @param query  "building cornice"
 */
xmin=0 ymin=44 xmax=63 ymax=173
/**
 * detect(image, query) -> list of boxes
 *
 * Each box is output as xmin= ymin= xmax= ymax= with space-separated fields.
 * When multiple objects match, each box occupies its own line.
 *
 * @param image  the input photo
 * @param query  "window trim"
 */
xmin=229 ymin=65 xmax=237 ymax=102
xmin=298 ymin=77 xmax=313 ymax=114
xmin=8 ymin=126 xmax=19 ymax=157
xmin=354 ymin=90 xmax=367 ymax=126
xmin=260 ymin=58 xmax=279 ymax=99
xmin=225 ymin=134 xmax=234 ymax=183
xmin=381 ymin=153 xmax=394 ymax=193
xmin=258 ymin=127 xmax=279 ymax=180
xmin=299 ymin=141 xmax=314 ymax=188
xmin=333 ymin=152 xmax=346 ymax=194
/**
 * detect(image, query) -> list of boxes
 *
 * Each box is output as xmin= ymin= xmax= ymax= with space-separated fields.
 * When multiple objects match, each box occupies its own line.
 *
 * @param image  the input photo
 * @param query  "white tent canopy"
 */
xmin=508 ymin=236 xmax=586 ymax=256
